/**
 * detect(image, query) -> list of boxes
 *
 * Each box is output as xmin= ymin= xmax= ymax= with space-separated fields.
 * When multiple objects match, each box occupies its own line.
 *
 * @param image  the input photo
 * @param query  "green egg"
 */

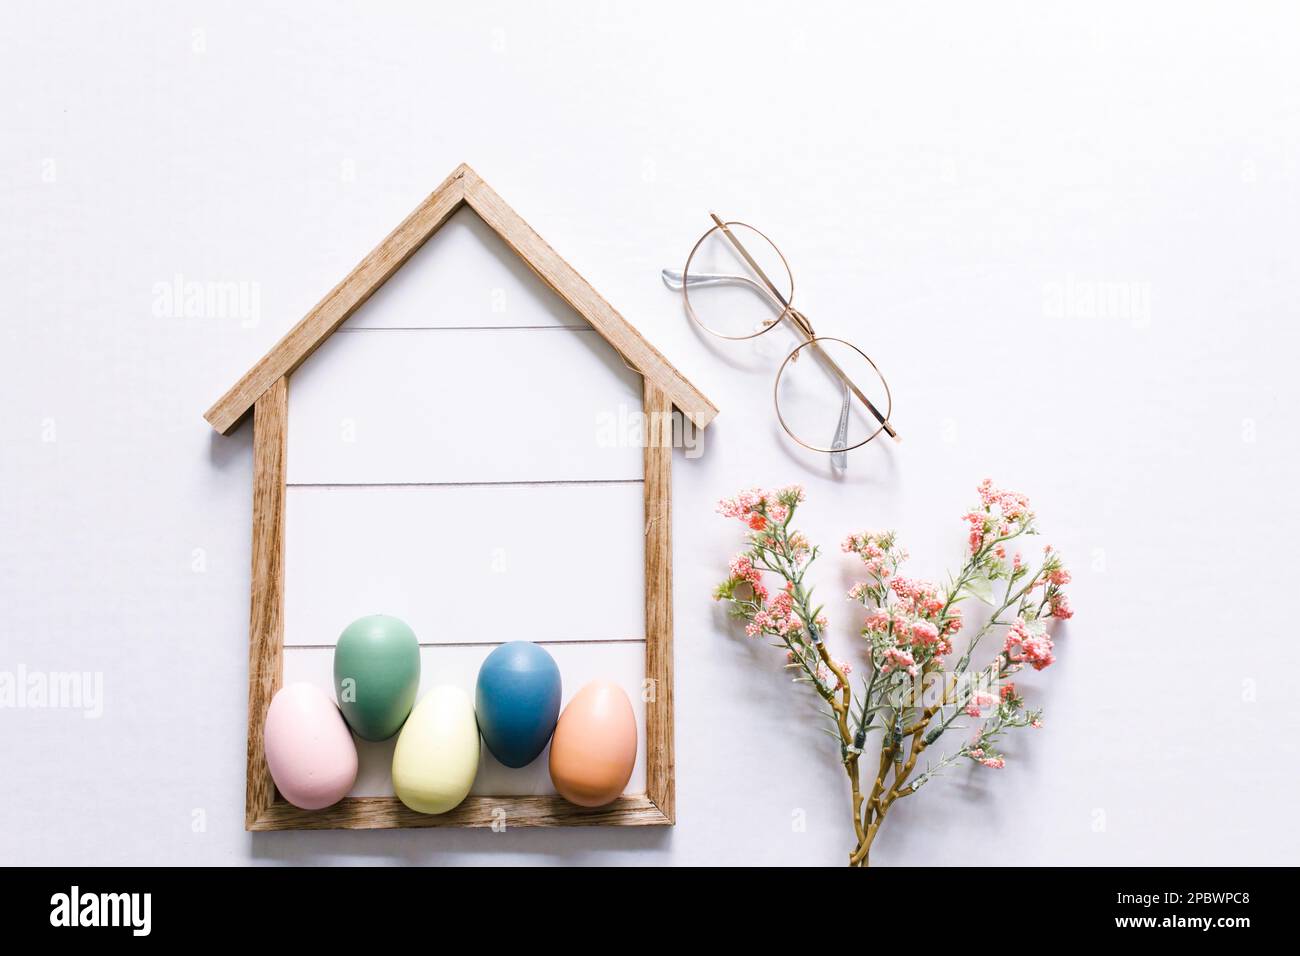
xmin=333 ymin=615 xmax=421 ymax=741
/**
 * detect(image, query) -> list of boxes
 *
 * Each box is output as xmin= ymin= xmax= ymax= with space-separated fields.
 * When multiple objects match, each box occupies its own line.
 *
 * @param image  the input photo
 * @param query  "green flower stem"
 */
xmin=955 ymin=559 xmax=1043 ymax=674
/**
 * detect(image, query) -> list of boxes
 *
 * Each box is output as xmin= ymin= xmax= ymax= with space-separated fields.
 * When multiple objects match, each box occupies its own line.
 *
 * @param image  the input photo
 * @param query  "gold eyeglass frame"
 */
xmin=676 ymin=214 xmax=900 ymax=453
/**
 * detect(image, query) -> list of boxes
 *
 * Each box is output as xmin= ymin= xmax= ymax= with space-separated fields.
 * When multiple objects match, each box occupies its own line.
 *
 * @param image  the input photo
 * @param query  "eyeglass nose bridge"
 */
xmin=785 ymin=307 xmax=817 ymax=343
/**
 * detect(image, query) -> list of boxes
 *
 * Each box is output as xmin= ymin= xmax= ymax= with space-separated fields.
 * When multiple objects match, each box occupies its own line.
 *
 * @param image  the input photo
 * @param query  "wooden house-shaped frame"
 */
xmin=205 ymin=164 xmax=716 ymax=831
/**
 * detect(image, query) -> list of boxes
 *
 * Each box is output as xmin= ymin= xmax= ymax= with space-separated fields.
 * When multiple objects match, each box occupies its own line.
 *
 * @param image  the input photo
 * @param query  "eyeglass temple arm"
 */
xmin=660 ymin=268 xmax=774 ymax=299
xmin=710 ymin=213 xmax=899 ymax=442
xmin=831 ymin=382 xmax=850 ymax=468
xmin=661 ymin=269 xmax=789 ymax=337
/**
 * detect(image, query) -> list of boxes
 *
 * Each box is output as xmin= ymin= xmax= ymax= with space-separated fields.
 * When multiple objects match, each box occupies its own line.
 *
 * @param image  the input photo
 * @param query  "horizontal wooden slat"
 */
xmin=342 ymin=207 xmax=590 ymax=330
xmin=286 ymin=328 xmax=644 ymax=484
xmin=282 ymin=641 xmax=647 ymax=798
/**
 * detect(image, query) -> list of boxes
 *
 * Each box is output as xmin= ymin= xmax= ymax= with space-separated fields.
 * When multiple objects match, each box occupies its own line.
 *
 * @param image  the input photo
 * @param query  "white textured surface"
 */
xmin=2 ymin=1 xmax=1298 ymax=866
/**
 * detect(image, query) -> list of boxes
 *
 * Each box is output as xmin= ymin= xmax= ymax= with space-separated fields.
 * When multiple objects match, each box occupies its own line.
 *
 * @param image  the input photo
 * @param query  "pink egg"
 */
xmin=264 ymin=682 xmax=358 ymax=810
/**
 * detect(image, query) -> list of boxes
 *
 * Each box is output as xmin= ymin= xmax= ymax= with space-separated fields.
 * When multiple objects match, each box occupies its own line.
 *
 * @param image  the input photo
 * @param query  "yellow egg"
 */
xmin=392 ymin=686 xmax=480 ymax=814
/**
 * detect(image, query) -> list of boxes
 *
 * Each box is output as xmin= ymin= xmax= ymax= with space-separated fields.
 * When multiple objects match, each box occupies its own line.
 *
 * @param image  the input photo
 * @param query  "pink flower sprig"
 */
xmin=964 ymin=478 xmax=1033 ymax=556
xmin=717 ymin=486 xmax=806 ymax=534
xmin=714 ymin=479 xmax=1074 ymax=866
xmin=843 ymin=530 xmax=907 ymax=599
xmin=714 ymin=486 xmax=847 ymax=698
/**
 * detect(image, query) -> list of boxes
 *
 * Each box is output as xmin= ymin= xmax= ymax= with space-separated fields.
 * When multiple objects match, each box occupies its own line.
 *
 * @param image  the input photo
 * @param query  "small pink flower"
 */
xmin=942 ymin=607 xmax=963 ymax=636
xmin=880 ymin=647 xmax=917 ymax=677
xmin=1003 ymin=618 xmax=1055 ymax=670
xmin=910 ymin=619 xmax=940 ymax=646
xmin=717 ymin=489 xmax=759 ymax=519
xmin=862 ymin=608 xmax=891 ymax=634
xmin=1049 ymin=592 xmax=1073 ymax=619
xmin=891 ymin=576 xmax=943 ymax=615
xmin=728 ymin=554 xmax=769 ymax=601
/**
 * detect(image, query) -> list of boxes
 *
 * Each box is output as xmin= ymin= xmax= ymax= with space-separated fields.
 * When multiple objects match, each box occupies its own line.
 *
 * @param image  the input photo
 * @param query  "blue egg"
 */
xmin=475 ymin=642 xmax=562 ymax=769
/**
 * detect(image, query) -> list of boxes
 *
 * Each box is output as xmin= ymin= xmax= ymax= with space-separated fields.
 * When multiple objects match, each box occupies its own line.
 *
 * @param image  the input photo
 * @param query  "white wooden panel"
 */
xmin=286 ymin=328 xmax=644 ymax=484
xmin=283 ymin=482 xmax=644 ymax=646
xmin=282 ymin=642 xmax=647 ymax=798
xmin=342 ymin=206 xmax=590 ymax=330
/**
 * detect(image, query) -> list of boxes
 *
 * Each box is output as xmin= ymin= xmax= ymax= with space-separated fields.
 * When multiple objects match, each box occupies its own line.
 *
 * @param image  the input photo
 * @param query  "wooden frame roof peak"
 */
xmin=203 ymin=163 xmax=718 ymax=435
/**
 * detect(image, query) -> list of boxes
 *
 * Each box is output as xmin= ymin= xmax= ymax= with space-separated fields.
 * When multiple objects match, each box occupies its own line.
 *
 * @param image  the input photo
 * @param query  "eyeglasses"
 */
xmin=663 ymin=214 xmax=899 ymax=465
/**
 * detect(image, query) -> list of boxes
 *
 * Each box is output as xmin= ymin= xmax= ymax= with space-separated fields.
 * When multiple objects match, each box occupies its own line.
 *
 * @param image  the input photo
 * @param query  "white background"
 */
xmin=3 ymin=1 xmax=1298 ymax=865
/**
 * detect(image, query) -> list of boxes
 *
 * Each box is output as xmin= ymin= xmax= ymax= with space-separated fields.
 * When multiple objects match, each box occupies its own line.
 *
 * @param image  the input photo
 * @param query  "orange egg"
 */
xmin=549 ymin=680 xmax=637 ymax=807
